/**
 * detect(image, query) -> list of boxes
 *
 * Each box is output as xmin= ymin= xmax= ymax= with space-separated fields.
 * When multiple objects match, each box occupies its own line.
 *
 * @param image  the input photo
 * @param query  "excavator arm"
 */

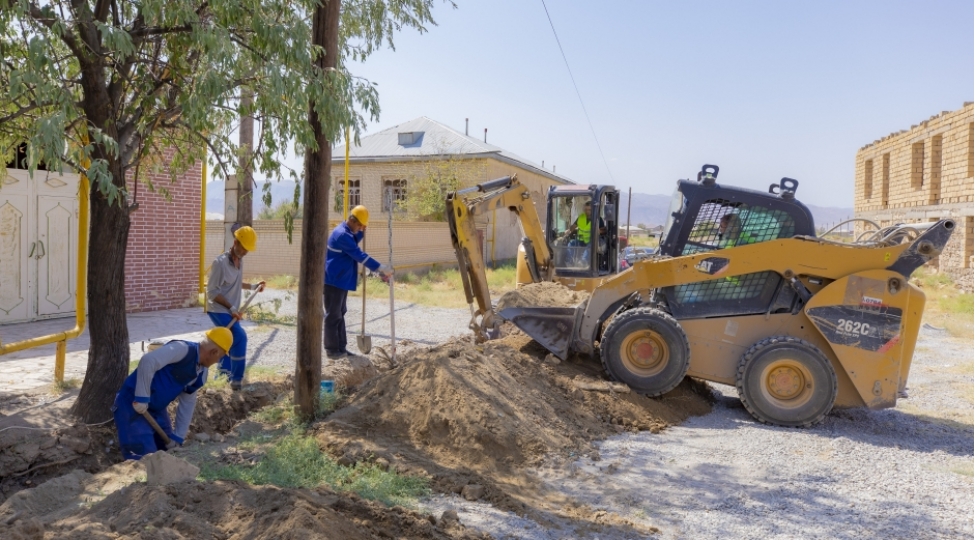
xmin=446 ymin=175 xmax=551 ymax=342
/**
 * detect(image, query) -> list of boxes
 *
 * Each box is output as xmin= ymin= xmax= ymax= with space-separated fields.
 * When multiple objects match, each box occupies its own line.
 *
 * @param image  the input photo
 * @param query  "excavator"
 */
xmin=446 ymin=174 xmax=621 ymax=341
xmin=448 ymin=165 xmax=955 ymax=427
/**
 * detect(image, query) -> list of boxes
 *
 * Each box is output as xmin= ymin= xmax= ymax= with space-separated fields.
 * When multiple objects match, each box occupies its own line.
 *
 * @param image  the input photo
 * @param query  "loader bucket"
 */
xmin=498 ymin=306 xmax=578 ymax=360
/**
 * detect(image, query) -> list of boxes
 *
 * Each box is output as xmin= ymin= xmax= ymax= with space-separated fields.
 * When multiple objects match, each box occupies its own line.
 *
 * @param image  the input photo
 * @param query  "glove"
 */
xmin=132 ymin=402 xmax=148 ymax=414
xmin=378 ymin=264 xmax=394 ymax=277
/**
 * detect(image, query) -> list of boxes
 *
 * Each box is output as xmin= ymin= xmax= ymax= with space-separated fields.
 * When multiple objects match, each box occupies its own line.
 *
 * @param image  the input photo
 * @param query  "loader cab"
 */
xmin=656 ymin=164 xmax=817 ymax=320
xmin=547 ymin=185 xmax=620 ymax=279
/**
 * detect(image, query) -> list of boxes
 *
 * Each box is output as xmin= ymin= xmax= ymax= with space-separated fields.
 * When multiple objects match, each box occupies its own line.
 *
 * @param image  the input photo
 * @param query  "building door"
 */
xmin=0 ymin=169 xmax=80 ymax=324
xmin=0 ymin=188 xmax=31 ymax=323
xmin=35 ymin=196 xmax=77 ymax=317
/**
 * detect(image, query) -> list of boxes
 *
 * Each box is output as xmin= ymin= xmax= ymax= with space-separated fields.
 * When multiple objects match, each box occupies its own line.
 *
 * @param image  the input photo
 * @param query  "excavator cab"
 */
xmin=547 ymin=185 xmax=621 ymax=279
xmin=654 ymin=165 xmax=817 ymax=319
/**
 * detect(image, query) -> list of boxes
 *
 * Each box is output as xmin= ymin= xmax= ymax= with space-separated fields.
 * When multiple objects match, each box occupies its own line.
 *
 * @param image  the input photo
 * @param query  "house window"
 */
xmin=334 ymin=178 xmax=361 ymax=212
xmin=881 ymin=153 xmax=890 ymax=208
xmin=911 ymin=142 xmax=925 ymax=189
xmin=929 ymin=134 xmax=943 ymax=204
xmin=863 ymin=158 xmax=873 ymax=200
xmin=382 ymin=179 xmax=407 ymax=212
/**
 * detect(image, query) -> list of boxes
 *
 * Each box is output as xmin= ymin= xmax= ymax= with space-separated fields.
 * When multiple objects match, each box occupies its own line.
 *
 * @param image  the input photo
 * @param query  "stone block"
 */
xmin=143 ymin=451 xmax=200 ymax=486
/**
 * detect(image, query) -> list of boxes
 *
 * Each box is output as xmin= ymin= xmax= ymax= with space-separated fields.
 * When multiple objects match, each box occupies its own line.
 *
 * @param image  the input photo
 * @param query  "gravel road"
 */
xmin=240 ymin=290 xmax=972 ymax=539
xmin=421 ymin=325 xmax=975 ymax=540
xmin=243 ymin=288 xmax=473 ymax=370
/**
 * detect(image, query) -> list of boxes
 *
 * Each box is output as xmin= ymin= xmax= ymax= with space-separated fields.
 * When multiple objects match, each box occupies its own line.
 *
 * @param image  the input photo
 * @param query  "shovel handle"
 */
xmin=141 ymin=411 xmax=177 ymax=450
xmin=227 ymin=288 xmax=260 ymax=328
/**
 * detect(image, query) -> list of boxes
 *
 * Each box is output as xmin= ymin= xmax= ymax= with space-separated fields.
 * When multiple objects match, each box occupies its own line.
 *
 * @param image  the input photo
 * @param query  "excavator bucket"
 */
xmin=498 ymin=306 xmax=580 ymax=360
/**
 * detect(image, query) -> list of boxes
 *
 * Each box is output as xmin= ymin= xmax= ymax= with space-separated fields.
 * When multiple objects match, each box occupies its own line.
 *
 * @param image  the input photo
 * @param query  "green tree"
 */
xmin=0 ymin=0 xmax=441 ymax=422
xmin=258 ymin=200 xmax=303 ymax=220
xmin=402 ymin=143 xmax=485 ymax=221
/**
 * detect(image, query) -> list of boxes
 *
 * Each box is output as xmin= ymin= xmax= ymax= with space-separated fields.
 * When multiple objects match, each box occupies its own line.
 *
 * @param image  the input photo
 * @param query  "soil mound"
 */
xmin=495 ymin=282 xmax=589 ymax=311
xmin=321 ymin=337 xmax=712 ymax=481
xmin=9 ymin=480 xmax=488 ymax=540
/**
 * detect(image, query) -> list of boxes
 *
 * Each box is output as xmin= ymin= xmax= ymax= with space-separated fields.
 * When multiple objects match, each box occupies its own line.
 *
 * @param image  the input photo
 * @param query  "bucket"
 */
xmin=320 ymin=380 xmax=335 ymax=394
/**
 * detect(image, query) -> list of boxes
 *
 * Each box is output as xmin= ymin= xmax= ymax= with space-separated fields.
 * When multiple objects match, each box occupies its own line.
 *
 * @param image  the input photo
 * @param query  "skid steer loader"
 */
xmin=497 ymin=165 xmax=955 ymax=427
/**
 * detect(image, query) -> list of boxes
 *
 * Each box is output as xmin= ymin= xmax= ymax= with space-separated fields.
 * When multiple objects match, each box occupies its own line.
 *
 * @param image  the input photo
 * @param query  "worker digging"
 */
xmin=205 ymin=224 xmax=265 ymax=390
xmin=111 ymin=327 xmax=234 ymax=460
xmin=324 ymin=205 xmax=394 ymax=360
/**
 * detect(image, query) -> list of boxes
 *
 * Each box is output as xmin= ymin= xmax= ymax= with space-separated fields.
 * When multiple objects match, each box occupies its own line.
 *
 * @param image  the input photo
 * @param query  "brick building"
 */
xmin=0 ymin=151 xmax=203 ymax=324
xmin=853 ymin=103 xmax=974 ymax=286
xmin=123 ymin=149 xmax=203 ymax=313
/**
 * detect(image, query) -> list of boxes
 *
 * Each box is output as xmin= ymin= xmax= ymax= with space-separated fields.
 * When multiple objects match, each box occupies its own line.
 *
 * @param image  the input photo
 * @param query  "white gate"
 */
xmin=0 ymin=168 xmax=80 ymax=324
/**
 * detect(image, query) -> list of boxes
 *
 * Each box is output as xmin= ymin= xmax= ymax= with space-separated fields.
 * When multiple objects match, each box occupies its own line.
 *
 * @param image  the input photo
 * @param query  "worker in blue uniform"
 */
xmin=324 ymin=205 xmax=393 ymax=359
xmin=112 ymin=327 xmax=233 ymax=460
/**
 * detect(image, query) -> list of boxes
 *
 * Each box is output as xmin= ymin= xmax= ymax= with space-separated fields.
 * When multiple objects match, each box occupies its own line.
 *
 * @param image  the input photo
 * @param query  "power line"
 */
xmin=539 ymin=0 xmax=615 ymax=184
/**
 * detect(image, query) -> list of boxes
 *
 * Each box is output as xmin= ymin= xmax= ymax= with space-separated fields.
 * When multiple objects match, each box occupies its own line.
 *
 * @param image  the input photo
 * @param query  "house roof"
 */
xmin=333 ymin=116 xmax=574 ymax=185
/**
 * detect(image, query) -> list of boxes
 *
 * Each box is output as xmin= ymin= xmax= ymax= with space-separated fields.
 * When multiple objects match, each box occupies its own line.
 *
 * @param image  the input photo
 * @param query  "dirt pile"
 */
xmin=319 ymin=336 xmax=712 ymax=488
xmin=6 ymin=479 xmax=489 ymax=540
xmin=495 ymin=281 xmax=589 ymax=311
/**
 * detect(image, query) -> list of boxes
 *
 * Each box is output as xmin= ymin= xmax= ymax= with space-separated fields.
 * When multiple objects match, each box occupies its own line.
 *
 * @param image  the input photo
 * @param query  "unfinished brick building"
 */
xmin=854 ymin=103 xmax=974 ymax=288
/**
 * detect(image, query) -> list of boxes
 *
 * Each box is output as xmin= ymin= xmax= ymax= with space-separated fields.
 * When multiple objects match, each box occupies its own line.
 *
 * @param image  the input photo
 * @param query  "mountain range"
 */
xmin=207 ymin=180 xmax=854 ymax=230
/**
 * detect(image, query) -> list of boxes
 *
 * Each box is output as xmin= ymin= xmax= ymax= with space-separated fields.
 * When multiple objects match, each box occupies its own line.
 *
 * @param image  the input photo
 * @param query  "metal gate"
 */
xmin=0 ymin=168 xmax=80 ymax=324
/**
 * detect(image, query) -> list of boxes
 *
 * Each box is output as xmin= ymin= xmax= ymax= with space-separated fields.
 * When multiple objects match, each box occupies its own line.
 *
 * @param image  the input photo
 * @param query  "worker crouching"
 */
xmin=112 ymin=327 xmax=233 ymax=460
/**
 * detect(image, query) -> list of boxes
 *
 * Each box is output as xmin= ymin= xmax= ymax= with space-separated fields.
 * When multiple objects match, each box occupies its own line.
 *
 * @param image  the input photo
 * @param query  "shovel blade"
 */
xmin=357 ymin=334 xmax=372 ymax=354
xmin=498 ymin=306 xmax=578 ymax=361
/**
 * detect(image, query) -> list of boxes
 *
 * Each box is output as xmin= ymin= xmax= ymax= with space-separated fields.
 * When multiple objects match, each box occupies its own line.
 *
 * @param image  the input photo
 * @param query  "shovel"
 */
xmin=141 ymin=411 xmax=178 ymax=451
xmin=356 ymin=235 xmax=372 ymax=354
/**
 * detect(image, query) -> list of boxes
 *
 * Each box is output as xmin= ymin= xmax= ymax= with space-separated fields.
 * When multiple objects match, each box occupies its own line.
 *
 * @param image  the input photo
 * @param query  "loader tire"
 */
xmin=736 ymin=336 xmax=837 ymax=427
xmin=600 ymin=308 xmax=690 ymax=396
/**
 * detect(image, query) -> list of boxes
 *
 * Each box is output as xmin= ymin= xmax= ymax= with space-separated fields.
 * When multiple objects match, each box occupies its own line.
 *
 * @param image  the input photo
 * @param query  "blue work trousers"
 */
xmin=207 ymin=313 xmax=247 ymax=382
xmin=112 ymin=392 xmax=179 ymax=460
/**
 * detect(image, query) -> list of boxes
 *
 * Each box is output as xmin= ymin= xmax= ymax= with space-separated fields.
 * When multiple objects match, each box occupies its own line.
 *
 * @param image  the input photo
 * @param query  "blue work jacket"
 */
xmin=325 ymin=221 xmax=381 ymax=291
xmin=117 ymin=341 xmax=206 ymax=413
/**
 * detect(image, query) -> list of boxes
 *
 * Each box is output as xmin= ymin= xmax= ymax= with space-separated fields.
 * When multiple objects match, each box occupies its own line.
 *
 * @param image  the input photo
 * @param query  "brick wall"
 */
xmin=853 ymin=103 xmax=974 ymax=280
xmin=204 ymin=219 xmax=460 ymax=280
xmin=124 ymin=148 xmax=203 ymax=312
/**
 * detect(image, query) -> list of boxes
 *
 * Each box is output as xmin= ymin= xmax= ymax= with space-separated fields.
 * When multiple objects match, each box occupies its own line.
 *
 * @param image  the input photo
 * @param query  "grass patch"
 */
xmin=50 ymin=377 xmax=81 ymax=395
xmin=911 ymin=267 xmax=974 ymax=339
xmin=199 ymin=431 xmax=429 ymax=507
xmin=624 ymin=235 xmax=659 ymax=248
xmin=254 ymin=274 xmax=299 ymax=290
xmin=248 ymin=296 xmax=297 ymax=326
xmin=350 ymin=262 xmax=518 ymax=309
xmin=251 ymin=390 xmax=343 ymax=428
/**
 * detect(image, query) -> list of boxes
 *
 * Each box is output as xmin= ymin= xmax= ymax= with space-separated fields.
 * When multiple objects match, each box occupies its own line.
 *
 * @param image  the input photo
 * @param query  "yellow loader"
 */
xmin=450 ymin=165 xmax=955 ymax=427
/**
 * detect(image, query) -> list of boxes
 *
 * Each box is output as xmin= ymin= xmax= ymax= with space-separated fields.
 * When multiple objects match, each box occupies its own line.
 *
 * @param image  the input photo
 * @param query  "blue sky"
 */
xmin=350 ymin=0 xmax=973 ymax=206
xmin=228 ymin=0 xmax=973 ymax=208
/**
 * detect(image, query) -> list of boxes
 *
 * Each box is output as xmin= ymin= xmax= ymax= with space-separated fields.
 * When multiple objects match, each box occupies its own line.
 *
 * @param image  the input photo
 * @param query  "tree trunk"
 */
xmin=70 ymin=50 xmax=132 ymax=422
xmin=295 ymin=0 xmax=341 ymax=420
xmin=238 ymin=88 xmax=254 ymax=226
xmin=71 ymin=157 xmax=131 ymax=423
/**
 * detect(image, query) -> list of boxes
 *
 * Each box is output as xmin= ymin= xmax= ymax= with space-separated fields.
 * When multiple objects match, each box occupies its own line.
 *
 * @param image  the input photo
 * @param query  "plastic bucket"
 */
xmin=320 ymin=380 xmax=335 ymax=394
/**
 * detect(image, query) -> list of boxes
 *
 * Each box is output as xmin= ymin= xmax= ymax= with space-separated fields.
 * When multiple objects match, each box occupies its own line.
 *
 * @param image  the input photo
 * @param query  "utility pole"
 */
xmin=238 ymin=88 xmax=255 ymax=226
xmin=295 ymin=0 xmax=341 ymax=420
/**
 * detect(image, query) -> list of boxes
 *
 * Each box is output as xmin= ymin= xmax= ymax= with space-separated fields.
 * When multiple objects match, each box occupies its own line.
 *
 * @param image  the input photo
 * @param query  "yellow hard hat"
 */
xmin=234 ymin=225 xmax=258 ymax=251
xmin=350 ymin=205 xmax=369 ymax=227
xmin=205 ymin=327 xmax=233 ymax=354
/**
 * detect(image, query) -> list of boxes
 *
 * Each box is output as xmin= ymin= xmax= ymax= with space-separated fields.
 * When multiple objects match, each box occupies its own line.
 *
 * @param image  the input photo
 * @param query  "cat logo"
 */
xmin=695 ymin=257 xmax=730 ymax=276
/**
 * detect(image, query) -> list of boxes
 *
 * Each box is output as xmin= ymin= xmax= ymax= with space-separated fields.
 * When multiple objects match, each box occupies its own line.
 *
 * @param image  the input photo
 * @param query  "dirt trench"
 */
xmin=0 ymin=380 xmax=286 ymax=503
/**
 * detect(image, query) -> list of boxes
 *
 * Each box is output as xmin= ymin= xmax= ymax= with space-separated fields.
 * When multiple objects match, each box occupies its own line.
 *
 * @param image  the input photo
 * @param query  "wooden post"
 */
xmin=295 ymin=0 xmax=341 ymax=421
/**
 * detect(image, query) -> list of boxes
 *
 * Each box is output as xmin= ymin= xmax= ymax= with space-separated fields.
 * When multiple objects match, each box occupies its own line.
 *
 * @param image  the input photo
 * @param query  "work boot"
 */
xmin=230 ymin=381 xmax=242 ymax=392
xmin=325 ymin=349 xmax=347 ymax=360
